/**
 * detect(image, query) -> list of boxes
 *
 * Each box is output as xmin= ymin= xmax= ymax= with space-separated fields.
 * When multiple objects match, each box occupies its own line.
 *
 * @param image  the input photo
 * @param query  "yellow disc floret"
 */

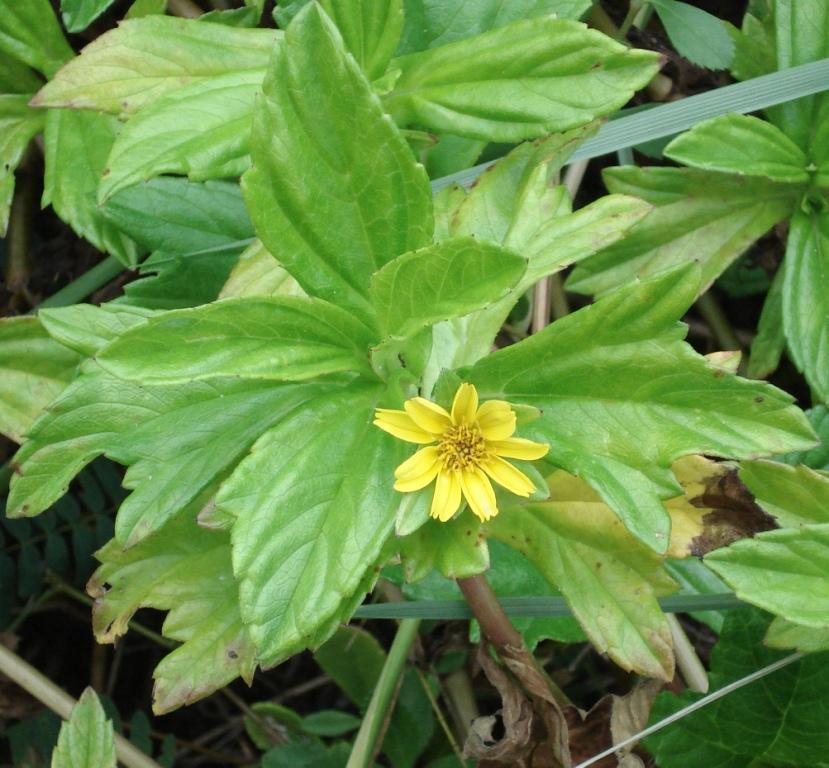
xmin=373 ymin=383 xmax=549 ymax=523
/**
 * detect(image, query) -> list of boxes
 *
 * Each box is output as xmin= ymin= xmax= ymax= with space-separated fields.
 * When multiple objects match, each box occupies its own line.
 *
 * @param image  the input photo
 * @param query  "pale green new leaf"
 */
xmin=319 ymin=0 xmax=403 ymax=79
xmin=0 ymin=94 xmax=45 ymax=237
xmin=219 ymin=240 xmax=304 ymax=300
xmin=39 ymin=304 xmax=154 ymax=357
xmin=42 ymin=109 xmax=140 ymax=266
xmin=0 ymin=0 xmax=73 ymax=78
xmin=650 ymin=0 xmax=734 ymax=70
xmin=398 ymin=0 xmax=590 ymax=54
xmin=766 ymin=616 xmax=829 ymax=652
xmin=99 ymin=70 xmax=264 ymax=201
xmin=384 ymin=17 xmax=660 ymax=142
xmin=567 ymin=167 xmax=799 ymax=297
xmin=0 ymin=317 xmax=82 ymax=444
xmin=88 ymin=514 xmax=257 ymax=714
xmin=706 ymin=523 xmax=829 ymax=628
xmin=664 ymin=113 xmax=809 ymax=183
xmin=370 ymin=238 xmax=526 ymax=339
xmin=61 ymin=0 xmax=117 ymax=33
xmin=646 ymin=609 xmax=829 ymax=768
xmin=51 ymin=688 xmax=116 ymax=768
xmin=218 ymin=382 xmax=407 ymax=665
xmin=490 ymin=471 xmax=676 ymax=680
xmin=242 ymin=4 xmax=433 ymax=324
xmin=97 ymin=297 xmax=376 ymax=384
xmin=462 ymin=266 xmax=816 ymax=552
xmin=33 ymin=16 xmax=278 ymax=115
xmin=739 ymin=458 xmax=829 ymax=528
xmin=782 ymin=209 xmax=829 ymax=403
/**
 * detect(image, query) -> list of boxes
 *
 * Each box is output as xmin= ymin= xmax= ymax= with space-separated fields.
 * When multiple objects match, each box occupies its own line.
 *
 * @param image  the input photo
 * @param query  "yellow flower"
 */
xmin=374 ymin=383 xmax=549 ymax=523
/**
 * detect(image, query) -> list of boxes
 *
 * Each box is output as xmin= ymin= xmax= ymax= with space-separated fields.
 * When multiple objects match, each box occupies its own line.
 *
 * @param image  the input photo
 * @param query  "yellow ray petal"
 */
xmin=431 ymin=468 xmax=462 ymax=522
xmin=404 ymin=397 xmax=452 ymax=435
xmin=451 ymin=382 xmax=478 ymax=425
xmin=489 ymin=436 xmax=549 ymax=461
xmin=476 ymin=399 xmax=516 ymax=441
xmin=374 ymin=409 xmax=436 ymax=444
xmin=461 ymin=468 xmax=498 ymax=522
xmin=482 ymin=456 xmax=536 ymax=497
xmin=395 ymin=446 xmax=441 ymax=480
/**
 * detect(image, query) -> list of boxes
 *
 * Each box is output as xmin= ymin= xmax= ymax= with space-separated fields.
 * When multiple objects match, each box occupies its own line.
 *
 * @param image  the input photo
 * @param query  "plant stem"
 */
xmin=456 ymin=574 xmax=570 ymax=708
xmin=618 ymin=0 xmax=645 ymax=40
xmin=667 ymin=614 xmax=709 ymax=693
xmin=346 ymin=618 xmax=421 ymax=768
xmin=695 ymin=291 xmax=742 ymax=352
xmin=37 ymin=256 xmax=128 ymax=309
xmin=0 ymin=643 xmax=163 ymax=768
xmin=167 ymin=0 xmax=202 ymax=17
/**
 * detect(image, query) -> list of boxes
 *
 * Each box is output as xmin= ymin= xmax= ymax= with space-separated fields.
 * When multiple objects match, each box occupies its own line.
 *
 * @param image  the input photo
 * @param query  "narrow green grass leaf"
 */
xmin=432 ymin=58 xmax=829 ymax=192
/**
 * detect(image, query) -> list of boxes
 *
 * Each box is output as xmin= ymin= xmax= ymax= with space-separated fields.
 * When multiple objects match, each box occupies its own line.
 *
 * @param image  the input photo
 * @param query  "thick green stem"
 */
xmin=37 ymin=256 xmax=127 ymax=309
xmin=618 ymin=0 xmax=646 ymax=39
xmin=346 ymin=618 xmax=421 ymax=768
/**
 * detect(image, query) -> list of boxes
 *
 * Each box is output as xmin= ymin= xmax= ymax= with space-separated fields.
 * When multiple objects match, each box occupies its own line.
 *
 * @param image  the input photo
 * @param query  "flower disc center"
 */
xmin=438 ymin=425 xmax=487 ymax=470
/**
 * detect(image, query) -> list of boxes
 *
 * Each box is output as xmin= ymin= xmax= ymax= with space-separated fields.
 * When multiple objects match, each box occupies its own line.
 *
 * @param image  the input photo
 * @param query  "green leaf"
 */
xmin=739 ymin=459 xmax=829 ymax=528
xmin=384 ymin=17 xmax=660 ymax=142
xmin=706 ymin=523 xmax=829 ymax=628
xmin=33 ymin=16 xmax=278 ymax=115
xmin=88 ymin=514 xmax=257 ymax=714
xmin=400 ymin=512 xmax=489 ymax=582
xmin=118 ymin=245 xmax=247 ymax=311
xmin=645 ymin=609 xmax=829 ymax=768
xmin=242 ymin=3 xmax=433 ymax=324
xmin=51 ymin=688 xmax=116 ymax=768
xmin=99 ymin=70 xmax=264 ymax=201
xmin=0 ymin=50 xmax=44 ymax=94
xmin=664 ymin=113 xmax=809 ymax=183
xmin=728 ymin=5 xmax=774 ymax=82
xmin=0 ymin=317 xmax=81 ymax=444
xmin=42 ymin=109 xmax=140 ymax=267
xmin=0 ymin=94 xmax=45 ymax=237
xmin=747 ymin=266 xmax=785 ymax=379
xmin=492 ymin=471 xmax=676 ymax=679
xmin=97 ymin=297 xmax=375 ymax=384
xmin=105 ymin=380 xmax=337 ymax=547
xmin=125 ymin=0 xmax=168 ymax=19
xmin=219 ymin=240 xmax=303 ymax=300
xmin=463 ymin=265 xmax=816 ymax=552
xmin=650 ymin=0 xmax=734 ymax=70
xmin=567 ymin=168 xmax=800 ymax=297
xmin=262 ymin=742 xmax=351 ymax=768
xmin=300 ymin=710 xmax=361 ymax=737
xmin=766 ymin=0 xmax=829 ymax=152
xmin=766 ymin=616 xmax=829 ymax=652
xmin=782 ymin=209 xmax=829 ymax=403
xmin=319 ymin=0 xmax=403 ymax=79
xmin=315 ymin=626 xmax=385 ymax=710
xmin=103 ymin=177 xmax=252 ymax=255
xmin=7 ymin=362 xmax=209 ymax=518
xmin=779 ymin=406 xmax=829 ymax=471
xmin=61 ymin=0 xmax=117 ymax=33
xmin=39 ymin=304 xmax=155 ymax=356
xmin=0 ymin=0 xmax=73 ymax=78
xmin=370 ymin=238 xmax=526 ymax=340
xmin=397 ymin=0 xmax=591 ymax=54
xmin=217 ymin=382 xmax=406 ymax=665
